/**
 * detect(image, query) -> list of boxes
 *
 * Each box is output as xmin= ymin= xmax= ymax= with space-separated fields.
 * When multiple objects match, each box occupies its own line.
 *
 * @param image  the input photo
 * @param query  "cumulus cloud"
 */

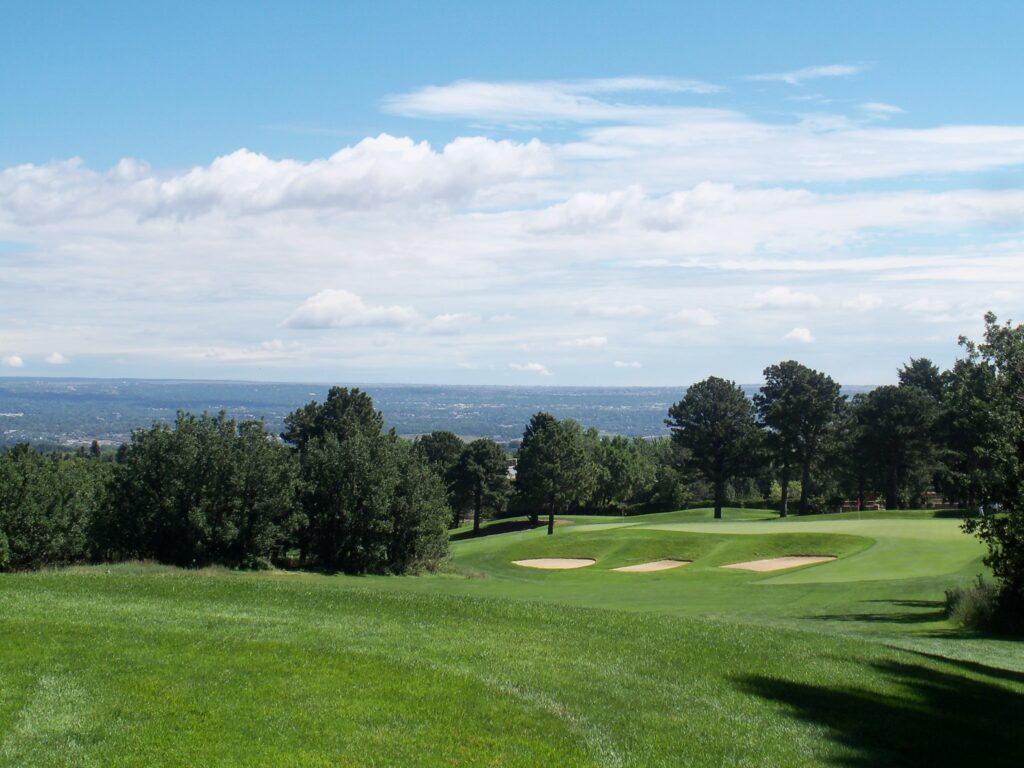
xmin=45 ymin=351 xmax=68 ymax=364
xmin=785 ymin=327 xmax=816 ymax=343
xmin=510 ymin=362 xmax=551 ymax=376
xmin=284 ymin=290 xmax=419 ymax=329
xmin=3 ymin=74 xmax=1024 ymax=384
xmin=0 ymin=134 xmax=552 ymax=223
xmin=754 ymin=286 xmax=822 ymax=309
xmin=614 ymin=360 xmax=642 ymax=368
xmin=2 ymin=355 xmax=24 ymax=368
xmin=747 ymin=64 xmax=866 ymax=85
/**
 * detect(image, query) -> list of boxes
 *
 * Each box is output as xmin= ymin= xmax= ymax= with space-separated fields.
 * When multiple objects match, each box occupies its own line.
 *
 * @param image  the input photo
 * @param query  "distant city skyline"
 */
xmin=2 ymin=1 xmax=1022 ymax=385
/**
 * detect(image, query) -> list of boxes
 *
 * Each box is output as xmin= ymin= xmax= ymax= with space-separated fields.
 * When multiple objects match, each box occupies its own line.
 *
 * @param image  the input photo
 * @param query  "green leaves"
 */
xmin=667 ymin=378 xmax=761 ymax=518
xmin=102 ymin=412 xmax=301 ymax=568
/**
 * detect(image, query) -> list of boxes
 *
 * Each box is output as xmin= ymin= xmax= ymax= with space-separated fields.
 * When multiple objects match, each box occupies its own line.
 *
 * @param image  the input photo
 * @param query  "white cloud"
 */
xmin=175 ymin=339 xmax=303 ymax=364
xmin=383 ymin=77 xmax=721 ymax=123
xmin=747 ymin=64 xmax=866 ymax=85
xmin=574 ymin=303 xmax=652 ymax=319
xmin=861 ymin=102 xmax=904 ymax=117
xmin=45 ymin=351 xmax=68 ymax=364
xmin=754 ymin=286 xmax=822 ymax=309
xmin=425 ymin=313 xmax=479 ymax=335
xmin=560 ymin=335 xmax=608 ymax=348
xmin=614 ymin=360 xmax=642 ymax=368
xmin=841 ymin=293 xmax=883 ymax=311
xmin=784 ymin=327 xmax=815 ymax=343
xmin=2 ymin=355 xmax=24 ymax=368
xmin=3 ymin=74 xmax=1024 ymax=385
xmin=0 ymin=135 xmax=552 ymax=223
xmin=666 ymin=308 xmax=719 ymax=326
xmin=510 ymin=362 xmax=551 ymax=376
xmin=284 ymin=290 xmax=419 ymax=329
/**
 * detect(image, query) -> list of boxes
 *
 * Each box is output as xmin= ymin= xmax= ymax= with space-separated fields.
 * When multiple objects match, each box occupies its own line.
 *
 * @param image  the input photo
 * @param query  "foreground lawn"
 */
xmin=1 ymin=509 xmax=1021 ymax=766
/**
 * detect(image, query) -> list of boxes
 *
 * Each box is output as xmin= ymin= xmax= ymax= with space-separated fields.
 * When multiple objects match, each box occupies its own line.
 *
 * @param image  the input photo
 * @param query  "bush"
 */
xmin=0 ymin=446 xmax=110 ymax=570
xmin=945 ymin=576 xmax=1003 ymax=630
xmin=100 ymin=412 xmax=303 ymax=568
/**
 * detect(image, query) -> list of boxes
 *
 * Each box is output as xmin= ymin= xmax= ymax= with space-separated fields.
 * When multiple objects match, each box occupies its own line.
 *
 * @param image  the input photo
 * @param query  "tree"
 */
xmin=960 ymin=313 xmax=1024 ymax=619
xmin=666 ymin=377 xmax=761 ymax=519
xmin=452 ymin=439 xmax=510 ymax=533
xmin=101 ymin=412 xmax=302 ymax=568
xmin=0 ymin=444 xmax=110 ymax=570
xmin=416 ymin=431 xmax=465 ymax=525
xmin=898 ymin=357 xmax=944 ymax=401
xmin=298 ymin=430 xmax=450 ymax=572
xmin=515 ymin=413 xmax=597 ymax=534
xmin=590 ymin=435 xmax=655 ymax=512
xmin=281 ymin=387 xmax=383 ymax=450
xmin=938 ymin=354 xmax=1000 ymax=507
xmin=755 ymin=361 xmax=844 ymax=516
xmin=855 ymin=385 xmax=937 ymax=510
xmin=289 ymin=391 xmax=451 ymax=573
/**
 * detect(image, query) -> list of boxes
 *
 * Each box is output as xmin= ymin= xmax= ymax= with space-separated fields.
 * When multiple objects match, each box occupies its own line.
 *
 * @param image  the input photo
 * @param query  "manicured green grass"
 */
xmin=1 ymin=508 xmax=1021 ymax=766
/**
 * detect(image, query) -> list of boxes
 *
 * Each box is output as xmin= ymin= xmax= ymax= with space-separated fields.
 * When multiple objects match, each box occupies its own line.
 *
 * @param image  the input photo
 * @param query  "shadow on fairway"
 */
xmin=808 ymin=599 xmax=947 ymax=625
xmin=738 ymin=655 xmax=1024 ymax=767
xmin=451 ymin=519 xmax=546 ymax=541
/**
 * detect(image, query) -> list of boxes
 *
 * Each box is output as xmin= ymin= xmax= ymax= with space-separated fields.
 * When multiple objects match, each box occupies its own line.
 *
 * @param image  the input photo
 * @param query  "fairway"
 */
xmin=2 ymin=509 xmax=1021 ymax=767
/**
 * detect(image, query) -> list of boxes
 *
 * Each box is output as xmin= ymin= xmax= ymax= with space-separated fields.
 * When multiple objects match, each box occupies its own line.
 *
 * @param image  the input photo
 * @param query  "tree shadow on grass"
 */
xmin=450 ymin=518 xmax=566 ymax=541
xmin=738 ymin=655 xmax=1024 ymax=767
xmin=807 ymin=599 xmax=947 ymax=625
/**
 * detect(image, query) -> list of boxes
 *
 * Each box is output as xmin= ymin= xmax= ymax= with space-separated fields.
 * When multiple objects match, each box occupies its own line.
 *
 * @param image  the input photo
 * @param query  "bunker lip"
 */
xmin=721 ymin=556 xmax=836 ymax=572
xmin=512 ymin=558 xmax=596 ymax=570
xmin=612 ymin=559 xmax=691 ymax=573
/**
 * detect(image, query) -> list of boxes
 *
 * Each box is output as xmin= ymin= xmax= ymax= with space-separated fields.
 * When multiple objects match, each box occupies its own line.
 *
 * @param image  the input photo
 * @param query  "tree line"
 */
xmin=0 ymin=313 xmax=1022 ymax=624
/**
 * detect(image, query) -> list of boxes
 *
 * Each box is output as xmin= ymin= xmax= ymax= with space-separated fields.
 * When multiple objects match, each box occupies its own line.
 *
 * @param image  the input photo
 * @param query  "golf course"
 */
xmin=2 ymin=507 xmax=1021 ymax=767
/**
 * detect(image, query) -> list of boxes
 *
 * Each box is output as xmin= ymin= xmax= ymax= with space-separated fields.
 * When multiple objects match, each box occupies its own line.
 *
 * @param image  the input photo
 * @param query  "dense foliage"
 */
xmin=99 ymin=412 xmax=302 ymax=568
xmin=0 ymin=445 xmax=110 ymax=569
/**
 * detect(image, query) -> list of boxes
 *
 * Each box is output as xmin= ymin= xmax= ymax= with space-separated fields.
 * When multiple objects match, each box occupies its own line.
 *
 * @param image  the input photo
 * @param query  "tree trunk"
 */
xmin=799 ymin=456 xmax=812 ymax=515
xmin=779 ymin=473 xmax=789 ymax=518
xmin=547 ymin=510 xmax=555 ymax=535
xmin=885 ymin=463 xmax=899 ymax=511
xmin=714 ymin=480 xmax=724 ymax=519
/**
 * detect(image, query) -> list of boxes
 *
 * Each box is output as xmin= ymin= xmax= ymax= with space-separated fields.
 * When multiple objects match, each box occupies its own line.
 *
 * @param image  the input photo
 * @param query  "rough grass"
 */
xmin=0 ymin=507 xmax=1020 ymax=767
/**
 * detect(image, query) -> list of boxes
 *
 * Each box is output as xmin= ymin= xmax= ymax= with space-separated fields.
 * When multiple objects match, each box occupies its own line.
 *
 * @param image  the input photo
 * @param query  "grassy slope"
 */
xmin=3 ymin=567 xmax=1023 ymax=768
xmin=1 ymin=508 xmax=1021 ymax=767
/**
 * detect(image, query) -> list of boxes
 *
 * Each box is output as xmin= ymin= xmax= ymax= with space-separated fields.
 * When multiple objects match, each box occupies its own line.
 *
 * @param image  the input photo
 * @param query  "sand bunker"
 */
xmin=512 ymin=558 xmax=596 ymax=570
xmin=612 ymin=559 xmax=691 ymax=573
xmin=722 ymin=556 xmax=836 ymax=572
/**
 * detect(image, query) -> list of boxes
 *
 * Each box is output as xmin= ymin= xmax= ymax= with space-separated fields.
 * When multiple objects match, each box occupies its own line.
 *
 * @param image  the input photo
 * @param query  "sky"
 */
xmin=1 ymin=0 xmax=1023 ymax=385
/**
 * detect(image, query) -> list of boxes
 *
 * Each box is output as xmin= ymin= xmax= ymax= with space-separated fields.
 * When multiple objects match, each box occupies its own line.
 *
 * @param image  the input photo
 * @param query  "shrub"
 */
xmin=0 ymin=446 xmax=110 ymax=570
xmin=100 ymin=412 xmax=303 ymax=568
xmin=945 ymin=576 xmax=1000 ymax=630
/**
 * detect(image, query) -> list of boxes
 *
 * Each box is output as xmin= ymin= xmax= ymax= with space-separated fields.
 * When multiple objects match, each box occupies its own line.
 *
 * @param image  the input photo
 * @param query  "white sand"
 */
xmin=512 ymin=558 xmax=596 ymax=570
xmin=612 ymin=559 xmax=691 ymax=573
xmin=721 ymin=556 xmax=836 ymax=572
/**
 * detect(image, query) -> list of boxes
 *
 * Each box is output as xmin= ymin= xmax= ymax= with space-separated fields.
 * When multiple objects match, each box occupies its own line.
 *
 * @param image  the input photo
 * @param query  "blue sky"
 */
xmin=2 ymin=1 xmax=1023 ymax=384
